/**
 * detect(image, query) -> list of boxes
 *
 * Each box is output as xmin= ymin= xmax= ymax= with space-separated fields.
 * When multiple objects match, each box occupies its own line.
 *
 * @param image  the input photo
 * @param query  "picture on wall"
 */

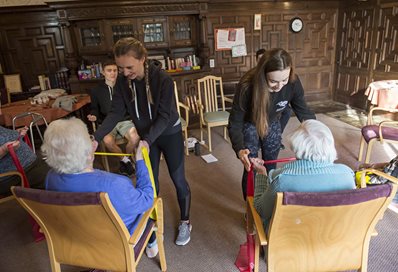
xmin=254 ymin=14 xmax=261 ymax=30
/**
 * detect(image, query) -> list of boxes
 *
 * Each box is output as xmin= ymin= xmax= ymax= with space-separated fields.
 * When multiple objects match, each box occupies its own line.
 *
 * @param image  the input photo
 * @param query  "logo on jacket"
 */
xmin=276 ymin=101 xmax=288 ymax=112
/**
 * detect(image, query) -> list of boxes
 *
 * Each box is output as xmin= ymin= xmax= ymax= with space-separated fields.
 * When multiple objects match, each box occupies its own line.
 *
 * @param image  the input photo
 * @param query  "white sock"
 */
xmin=121 ymin=156 xmax=131 ymax=163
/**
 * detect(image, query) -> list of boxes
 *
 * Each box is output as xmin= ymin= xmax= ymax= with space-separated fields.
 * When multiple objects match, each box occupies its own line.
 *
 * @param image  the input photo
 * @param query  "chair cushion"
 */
xmin=204 ymin=111 xmax=229 ymax=123
xmin=133 ymin=219 xmax=156 ymax=259
xmin=282 ymin=183 xmax=392 ymax=207
xmin=362 ymin=125 xmax=398 ymax=142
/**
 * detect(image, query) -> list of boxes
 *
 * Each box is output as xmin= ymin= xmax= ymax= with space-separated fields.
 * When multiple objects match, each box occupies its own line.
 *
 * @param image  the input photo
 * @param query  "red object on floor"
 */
xmin=235 ymin=233 xmax=255 ymax=272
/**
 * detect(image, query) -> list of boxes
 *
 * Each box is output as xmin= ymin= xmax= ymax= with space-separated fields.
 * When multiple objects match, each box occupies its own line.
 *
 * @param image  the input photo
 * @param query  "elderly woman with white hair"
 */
xmin=41 ymin=117 xmax=159 ymax=257
xmin=251 ymin=119 xmax=355 ymax=229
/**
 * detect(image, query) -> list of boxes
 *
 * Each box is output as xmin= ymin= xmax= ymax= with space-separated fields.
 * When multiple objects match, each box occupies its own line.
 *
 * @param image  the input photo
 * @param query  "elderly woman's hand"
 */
xmin=135 ymin=140 xmax=149 ymax=161
xmin=250 ymin=157 xmax=267 ymax=175
xmin=17 ymin=126 xmax=29 ymax=138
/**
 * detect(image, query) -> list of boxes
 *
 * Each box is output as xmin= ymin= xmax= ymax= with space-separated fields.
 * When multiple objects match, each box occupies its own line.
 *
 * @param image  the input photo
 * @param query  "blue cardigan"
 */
xmin=253 ymin=159 xmax=355 ymax=230
xmin=45 ymin=160 xmax=154 ymax=235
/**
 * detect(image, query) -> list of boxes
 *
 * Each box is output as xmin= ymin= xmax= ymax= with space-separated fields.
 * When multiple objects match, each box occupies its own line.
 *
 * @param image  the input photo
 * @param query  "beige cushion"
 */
xmin=204 ymin=111 xmax=229 ymax=123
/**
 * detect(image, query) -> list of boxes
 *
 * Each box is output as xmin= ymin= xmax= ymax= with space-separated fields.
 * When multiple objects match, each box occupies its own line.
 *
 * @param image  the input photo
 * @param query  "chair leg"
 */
xmin=208 ymin=126 xmax=212 ymax=152
xmin=365 ymin=140 xmax=376 ymax=163
xmin=49 ymin=255 xmax=61 ymax=272
xmin=100 ymin=142 xmax=110 ymax=172
xmin=200 ymin=122 xmax=204 ymax=145
xmin=358 ymin=137 xmax=366 ymax=162
xmin=223 ymin=126 xmax=228 ymax=141
xmin=157 ymin=232 xmax=167 ymax=272
xmin=254 ymin=237 xmax=260 ymax=272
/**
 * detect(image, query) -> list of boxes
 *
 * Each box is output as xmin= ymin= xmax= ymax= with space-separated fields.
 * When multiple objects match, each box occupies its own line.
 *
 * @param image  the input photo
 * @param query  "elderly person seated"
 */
xmin=41 ymin=117 xmax=158 ymax=257
xmin=251 ymin=119 xmax=356 ymax=230
xmin=0 ymin=107 xmax=50 ymax=197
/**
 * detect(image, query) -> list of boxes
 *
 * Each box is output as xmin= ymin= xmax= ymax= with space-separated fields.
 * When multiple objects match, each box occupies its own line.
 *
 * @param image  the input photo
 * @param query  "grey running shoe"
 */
xmin=175 ymin=222 xmax=192 ymax=246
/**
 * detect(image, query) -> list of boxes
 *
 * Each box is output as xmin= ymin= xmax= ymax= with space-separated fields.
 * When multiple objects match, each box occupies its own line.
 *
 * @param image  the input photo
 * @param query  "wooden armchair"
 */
xmin=173 ymin=81 xmax=190 ymax=155
xmin=197 ymin=75 xmax=233 ymax=152
xmin=358 ymin=107 xmax=398 ymax=163
xmin=11 ymin=187 xmax=167 ymax=272
xmin=247 ymin=171 xmax=398 ymax=272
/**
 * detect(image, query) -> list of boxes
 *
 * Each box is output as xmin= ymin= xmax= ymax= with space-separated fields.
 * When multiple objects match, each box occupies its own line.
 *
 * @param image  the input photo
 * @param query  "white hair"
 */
xmin=289 ymin=119 xmax=337 ymax=163
xmin=41 ymin=118 xmax=92 ymax=174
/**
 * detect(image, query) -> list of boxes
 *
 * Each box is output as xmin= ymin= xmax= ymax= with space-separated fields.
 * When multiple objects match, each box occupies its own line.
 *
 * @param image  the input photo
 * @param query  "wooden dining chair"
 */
xmin=197 ymin=75 xmax=233 ymax=152
xmin=12 ymin=187 xmax=167 ymax=272
xmin=358 ymin=107 xmax=398 ymax=163
xmin=173 ymin=81 xmax=190 ymax=155
xmin=246 ymin=170 xmax=398 ymax=272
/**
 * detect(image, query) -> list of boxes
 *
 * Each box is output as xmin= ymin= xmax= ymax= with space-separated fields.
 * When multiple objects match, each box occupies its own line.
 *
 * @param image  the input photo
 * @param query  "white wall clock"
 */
xmin=290 ymin=17 xmax=303 ymax=33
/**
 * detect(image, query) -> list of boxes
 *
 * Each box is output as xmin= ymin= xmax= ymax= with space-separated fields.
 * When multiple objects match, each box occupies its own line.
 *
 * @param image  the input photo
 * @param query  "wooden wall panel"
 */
xmin=2 ymin=25 xmax=65 ymax=88
xmin=0 ymin=9 xmax=64 ymax=90
xmin=373 ymin=4 xmax=398 ymax=80
xmin=207 ymin=3 xmax=338 ymax=101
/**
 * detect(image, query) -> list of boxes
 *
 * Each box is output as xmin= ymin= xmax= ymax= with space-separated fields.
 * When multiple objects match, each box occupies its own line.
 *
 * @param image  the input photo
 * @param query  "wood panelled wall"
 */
xmin=335 ymin=0 xmax=398 ymax=109
xmin=1 ymin=1 xmax=397 ymax=109
xmin=207 ymin=1 xmax=339 ymax=101
xmin=0 ymin=7 xmax=65 ymax=88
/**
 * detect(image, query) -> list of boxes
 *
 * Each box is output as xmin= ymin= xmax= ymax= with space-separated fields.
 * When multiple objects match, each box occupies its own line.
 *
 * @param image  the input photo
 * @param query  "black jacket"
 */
xmin=94 ymin=60 xmax=180 ymax=145
xmin=89 ymin=81 xmax=113 ymax=124
xmin=228 ymin=76 xmax=315 ymax=155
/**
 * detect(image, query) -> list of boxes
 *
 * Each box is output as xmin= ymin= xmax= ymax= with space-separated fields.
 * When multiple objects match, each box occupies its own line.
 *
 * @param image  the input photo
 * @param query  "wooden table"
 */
xmin=0 ymin=94 xmax=91 ymax=127
xmin=365 ymin=80 xmax=398 ymax=109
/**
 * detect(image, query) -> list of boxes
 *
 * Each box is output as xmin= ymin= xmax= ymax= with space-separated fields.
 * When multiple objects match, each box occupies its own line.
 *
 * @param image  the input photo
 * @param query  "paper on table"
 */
xmin=201 ymin=154 xmax=218 ymax=163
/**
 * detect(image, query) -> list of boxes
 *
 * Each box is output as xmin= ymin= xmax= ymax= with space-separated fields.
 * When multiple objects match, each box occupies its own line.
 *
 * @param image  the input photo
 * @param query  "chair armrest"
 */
xmin=0 ymin=171 xmax=24 ymax=203
xmin=178 ymin=102 xmax=190 ymax=111
xmin=179 ymin=102 xmax=190 ymax=127
xmin=224 ymin=96 xmax=233 ymax=104
xmin=379 ymin=121 xmax=398 ymax=142
xmin=129 ymin=197 xmax=160 ymax=245
xmin=0 ymin=171 xmax=23 ymax=180
xmin=247 ymin=197 xmax=268 ymax=246
xmin=358 ymin=162 xmax=388 ymax=170
xmin=367 ymin=107 xmax=398 ymax=125
xmin=360 ymin=168 xmax=398 ymax=187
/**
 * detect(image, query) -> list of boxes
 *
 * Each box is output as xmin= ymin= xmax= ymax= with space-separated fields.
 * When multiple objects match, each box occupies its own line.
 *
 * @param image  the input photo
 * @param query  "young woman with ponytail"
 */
xmin=94 ymin=37 xmax=192 ymax=249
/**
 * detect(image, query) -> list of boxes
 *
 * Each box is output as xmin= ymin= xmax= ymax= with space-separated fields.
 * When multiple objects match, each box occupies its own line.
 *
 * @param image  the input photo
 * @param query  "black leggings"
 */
xmin=149 ymin=130 xmax=191 ymax=221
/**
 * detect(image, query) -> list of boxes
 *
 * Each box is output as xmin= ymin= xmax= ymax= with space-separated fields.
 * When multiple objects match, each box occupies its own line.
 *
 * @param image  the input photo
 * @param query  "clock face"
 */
xmin=290 ymin=17 xmax=303 ymax=33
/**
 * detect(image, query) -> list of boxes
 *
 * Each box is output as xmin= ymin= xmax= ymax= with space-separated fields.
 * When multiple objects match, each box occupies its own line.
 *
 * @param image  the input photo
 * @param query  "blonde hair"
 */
xmin=41 ymin=118 xmax=92 ymax=174
xmin=113 ymin=37 xmax=153 ymax=104
xmin=239 ymin=48 xmax=295 ymax=138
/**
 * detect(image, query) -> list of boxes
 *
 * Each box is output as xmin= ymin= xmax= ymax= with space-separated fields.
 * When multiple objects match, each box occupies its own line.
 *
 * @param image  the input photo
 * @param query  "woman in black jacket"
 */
xmin=228 ymin=48 xmax=315 ymax=198
xmin=94 ymin=37 xmax=192 ymax=248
